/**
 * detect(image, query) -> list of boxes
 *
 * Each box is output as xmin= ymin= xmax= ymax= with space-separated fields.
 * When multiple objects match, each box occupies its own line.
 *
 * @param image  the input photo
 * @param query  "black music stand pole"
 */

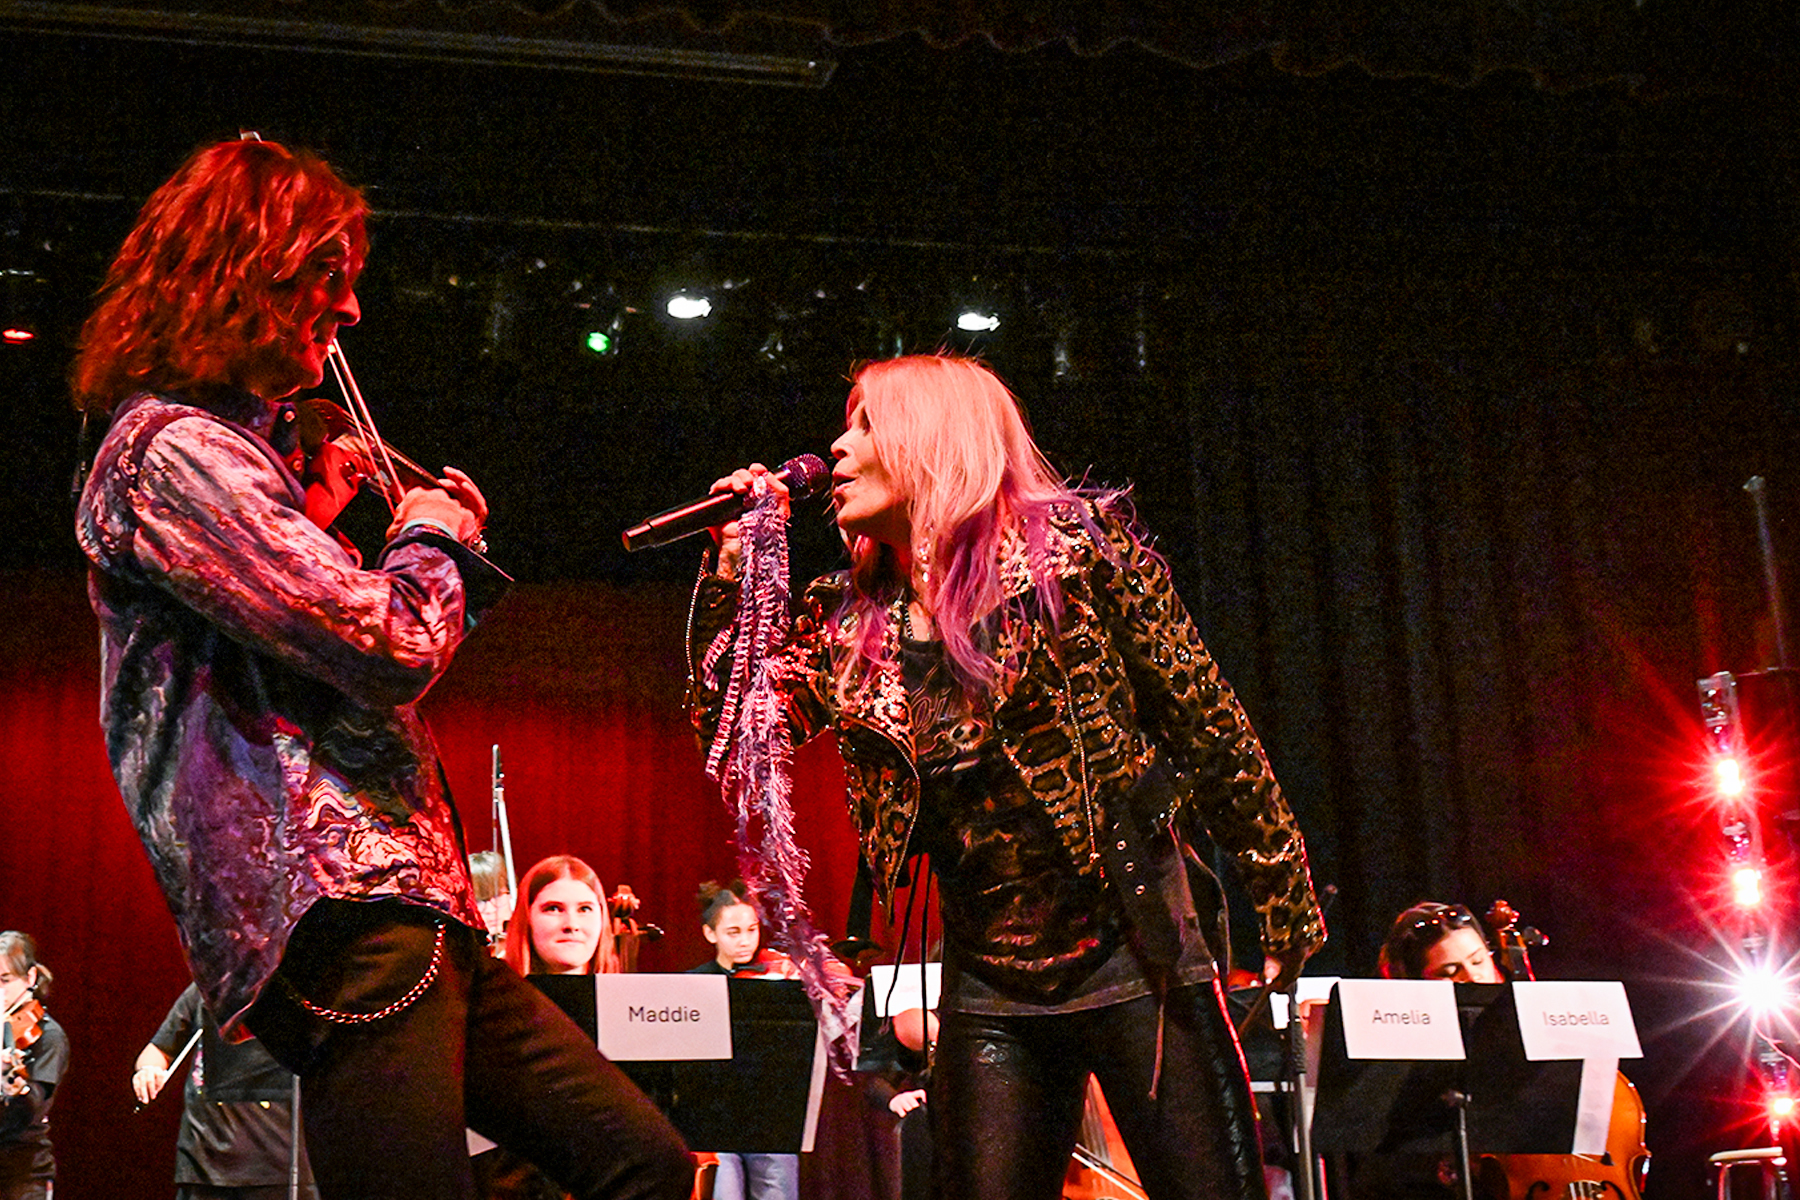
xmin=1443 ymin=1087 xmax=1476 ymax=1200
xmin=1287 ymin=980 xmax=1319 ymax=1200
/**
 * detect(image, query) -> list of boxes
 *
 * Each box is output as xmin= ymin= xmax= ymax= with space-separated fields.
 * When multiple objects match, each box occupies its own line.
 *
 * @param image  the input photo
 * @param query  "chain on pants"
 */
xmin=249 ymin=900 xmax=692 ymax=1200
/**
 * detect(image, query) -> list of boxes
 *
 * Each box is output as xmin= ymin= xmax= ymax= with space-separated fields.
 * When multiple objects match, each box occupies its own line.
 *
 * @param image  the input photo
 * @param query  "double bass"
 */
xmin=1474 ymin=901 xmax=1650 ymax=1200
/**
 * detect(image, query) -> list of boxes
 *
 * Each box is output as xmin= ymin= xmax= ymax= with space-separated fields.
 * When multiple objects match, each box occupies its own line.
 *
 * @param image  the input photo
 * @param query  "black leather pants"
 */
xmin=249 ymin=901 xmax=692 ymax=1200
xmin=930 ymin=978 xmax=1267 ymax=1200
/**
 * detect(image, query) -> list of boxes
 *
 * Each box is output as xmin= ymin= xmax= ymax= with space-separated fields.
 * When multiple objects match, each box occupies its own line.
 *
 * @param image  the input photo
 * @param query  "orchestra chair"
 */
xmin=1711 ymin=1147 xmax=1790 ymax=1200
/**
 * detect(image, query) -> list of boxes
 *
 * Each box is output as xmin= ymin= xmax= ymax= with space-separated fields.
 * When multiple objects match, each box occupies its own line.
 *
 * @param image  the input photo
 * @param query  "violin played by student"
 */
xmin=0 ymin=932 xmax=69 ymax=1196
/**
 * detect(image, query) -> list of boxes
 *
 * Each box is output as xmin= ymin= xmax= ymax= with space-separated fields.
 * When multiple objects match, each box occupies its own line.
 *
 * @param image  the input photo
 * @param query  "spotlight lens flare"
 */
xmin=1737 ymin=965 xmax=1793 ymax=1015
xmin=1734 ymin=866 xmax=1765 ymax=908
xmin=1717 ymin=757 xmax=1745 ymax=796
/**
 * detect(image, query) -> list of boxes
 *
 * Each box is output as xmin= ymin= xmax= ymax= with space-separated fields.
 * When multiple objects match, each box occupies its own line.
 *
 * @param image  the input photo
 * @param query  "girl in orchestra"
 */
xmin=502 ymin=856 xmax=622 ymax=978
xmin=469 ymin=851 xmax=515 ymax=953
xmin=687 ymin=882 xmax=799 ymax=1200
xmin=476 ymin=855 xmax=631 ymax=1200
xmin=1378 ymin=902 xmax=1504 ymax=984
xmin=0 ymin=933 xmax=67 ymax=1200
xmin=691 ymin=881 xmax=797 ymax=982
xmin=690 ymin=354 xmax=1325 ymax=1200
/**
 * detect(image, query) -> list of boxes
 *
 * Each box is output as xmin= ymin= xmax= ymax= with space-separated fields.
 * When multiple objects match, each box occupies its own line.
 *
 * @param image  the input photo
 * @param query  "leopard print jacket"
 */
xmin=688 ymin=504 xmax=1326 ymax=960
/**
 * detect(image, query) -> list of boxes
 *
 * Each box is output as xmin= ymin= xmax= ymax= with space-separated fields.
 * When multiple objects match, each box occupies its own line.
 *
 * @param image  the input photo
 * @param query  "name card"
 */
xmin=593 ymin=974 xmax=733 ymax=1061
xmin=1335 ymin=979 xmax=1466 ymax=1060
xmin=1512 ymin=981 xmax=1641 ymax=1062
xmin=866 ymin=963 xmax=941 ymax=1018
xmin=1269 ymin=975 xmax=1343 ymax=1029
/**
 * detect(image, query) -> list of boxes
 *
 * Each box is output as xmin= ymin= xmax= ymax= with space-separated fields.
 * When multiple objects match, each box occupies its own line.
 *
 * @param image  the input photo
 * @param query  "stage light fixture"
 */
xmin=1735 ymin=866 xmax=1766 ymax=908
xmin=1 ymin=268 xmax=42 ymax=345
xmin=581 ymin=310 xmax=625 ymax=358
xmin=1736 ymin=965 xmax=1792 ymax=1016
xmin=1718 ymin=756 xmax=1746 ymax=798
xmin=667 ymin=292 xmax=713 ymax=320
xmin=957 ymin=309 xmax=1000 ymax=333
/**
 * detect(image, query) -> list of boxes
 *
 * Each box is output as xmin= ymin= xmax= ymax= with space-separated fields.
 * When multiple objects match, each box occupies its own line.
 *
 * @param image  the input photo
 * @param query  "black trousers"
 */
xmin=930 ymin=979 xmax=1267 ymax=1200
xmin=248 ymin=901 xmax=692 ymax=1200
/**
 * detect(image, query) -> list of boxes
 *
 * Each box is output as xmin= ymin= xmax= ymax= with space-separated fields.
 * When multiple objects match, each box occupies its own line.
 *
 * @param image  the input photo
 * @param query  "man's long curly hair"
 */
xmin=70 ymin=137 xmax=368 ymax=414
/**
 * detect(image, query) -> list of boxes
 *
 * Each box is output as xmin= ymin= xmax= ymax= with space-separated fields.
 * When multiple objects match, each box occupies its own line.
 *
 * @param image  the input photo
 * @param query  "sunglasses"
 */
xmin=1399 ymin=903 xmax=1479 ymax=935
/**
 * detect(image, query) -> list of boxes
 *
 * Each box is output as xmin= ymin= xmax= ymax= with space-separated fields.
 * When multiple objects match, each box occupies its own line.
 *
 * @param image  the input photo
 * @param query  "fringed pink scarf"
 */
xmin=701 ymin=489 xmax=858 ymax=1076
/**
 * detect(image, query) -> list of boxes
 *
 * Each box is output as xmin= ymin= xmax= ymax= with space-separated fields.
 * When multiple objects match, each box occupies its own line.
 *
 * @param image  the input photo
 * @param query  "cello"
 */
xmin=1474 ymin=901 xmax=1650 ymax=1200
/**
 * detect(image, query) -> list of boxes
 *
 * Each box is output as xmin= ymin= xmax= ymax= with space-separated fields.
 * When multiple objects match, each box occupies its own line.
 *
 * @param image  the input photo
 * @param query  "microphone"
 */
xmin=621 ymin=455 xmax=830 ymax=551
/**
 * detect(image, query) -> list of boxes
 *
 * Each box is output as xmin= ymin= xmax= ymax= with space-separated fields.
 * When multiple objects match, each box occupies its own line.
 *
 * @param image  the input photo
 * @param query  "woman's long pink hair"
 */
xmin=838 ymin=354 xmax=1094 ymax=698
xmin=501 ymin=855 xmax=621 ymax=976
xmin=70 ymin=137 xmax=368 ymax=413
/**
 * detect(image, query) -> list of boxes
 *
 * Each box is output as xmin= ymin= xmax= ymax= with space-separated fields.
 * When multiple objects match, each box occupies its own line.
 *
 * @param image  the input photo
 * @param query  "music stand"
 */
xmin=532 ymin=974 xmax=826 ymax=1154
xmin=1310 ymin=982 xmax=1586 ymax=1200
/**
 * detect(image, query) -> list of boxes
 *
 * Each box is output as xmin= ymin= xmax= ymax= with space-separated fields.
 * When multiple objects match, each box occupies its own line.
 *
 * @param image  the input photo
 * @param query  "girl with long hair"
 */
xmin=501 ymin=856 xmax=622 ymax=978
xmin=686 ymin=882 xmax=798 ymax=1200
xmin=690 ymin=353 xmax=1326 ymax=1200
xmin=476 ymin=856 xmax=627 ymax=1200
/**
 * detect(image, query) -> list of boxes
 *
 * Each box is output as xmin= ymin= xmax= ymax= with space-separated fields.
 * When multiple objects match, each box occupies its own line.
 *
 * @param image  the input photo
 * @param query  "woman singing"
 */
xmin=0 ymin=933 xmax=66 ymax=1200
xmin=689 ymin=353 xmax=1326 ymax=1200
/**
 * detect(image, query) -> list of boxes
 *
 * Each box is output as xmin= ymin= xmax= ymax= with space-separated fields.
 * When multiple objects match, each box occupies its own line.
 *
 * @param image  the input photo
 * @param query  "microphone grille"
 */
xmin=781 ymin=454 xmax=831 ymax=499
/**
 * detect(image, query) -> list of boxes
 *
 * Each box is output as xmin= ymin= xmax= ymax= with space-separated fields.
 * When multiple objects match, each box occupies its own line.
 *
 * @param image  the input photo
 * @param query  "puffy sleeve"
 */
xmin=84 ymin=411 xmax=503 ymax=710
xmin=1087 ymin=508 xmax=1325 ymax=959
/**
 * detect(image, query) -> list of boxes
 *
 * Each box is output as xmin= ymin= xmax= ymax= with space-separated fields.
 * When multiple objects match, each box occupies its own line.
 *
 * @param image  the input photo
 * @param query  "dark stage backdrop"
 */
xmin=6 ymin=314 xmax=1797 ymax=1196
xmin=1 ymin=55 xmax=1798 ymax=1194
xmin=0 ymin=572 xmax=892 ymax=1197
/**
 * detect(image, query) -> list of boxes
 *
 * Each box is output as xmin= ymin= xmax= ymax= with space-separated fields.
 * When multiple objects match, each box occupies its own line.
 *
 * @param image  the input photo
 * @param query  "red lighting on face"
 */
xmin=1 ymin=328 xmax=34 ymax=345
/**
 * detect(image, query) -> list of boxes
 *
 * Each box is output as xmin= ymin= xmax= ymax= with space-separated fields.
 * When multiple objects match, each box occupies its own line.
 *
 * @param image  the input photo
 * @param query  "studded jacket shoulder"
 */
xmin=688 ymin=503 xmax=1325 ymax=960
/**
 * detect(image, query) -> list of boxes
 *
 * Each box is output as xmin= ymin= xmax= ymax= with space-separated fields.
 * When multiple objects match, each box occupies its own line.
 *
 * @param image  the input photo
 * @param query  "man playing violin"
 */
xmin=73 ymin=136 xmax=690 ymax=1200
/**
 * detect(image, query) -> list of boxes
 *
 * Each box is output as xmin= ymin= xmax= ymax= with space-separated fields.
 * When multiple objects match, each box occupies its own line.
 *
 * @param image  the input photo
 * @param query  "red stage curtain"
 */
xmin=0 ymin=569 xmax=895 ymax=1199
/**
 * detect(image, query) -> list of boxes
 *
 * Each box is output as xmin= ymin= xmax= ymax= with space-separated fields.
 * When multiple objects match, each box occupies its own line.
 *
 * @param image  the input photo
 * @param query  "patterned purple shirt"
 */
xmin=76 ymin=389 xmax=501 ymax=1037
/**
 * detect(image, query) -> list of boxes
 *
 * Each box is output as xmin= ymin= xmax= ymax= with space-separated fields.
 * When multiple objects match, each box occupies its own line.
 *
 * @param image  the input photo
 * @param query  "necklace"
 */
xmin=898 ymin=596 xmax=914 ymax=641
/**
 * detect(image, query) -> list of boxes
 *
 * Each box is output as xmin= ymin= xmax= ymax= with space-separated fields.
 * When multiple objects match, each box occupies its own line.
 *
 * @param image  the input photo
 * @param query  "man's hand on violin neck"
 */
xmin=389 ymin=484 xmax=483 ymax=545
